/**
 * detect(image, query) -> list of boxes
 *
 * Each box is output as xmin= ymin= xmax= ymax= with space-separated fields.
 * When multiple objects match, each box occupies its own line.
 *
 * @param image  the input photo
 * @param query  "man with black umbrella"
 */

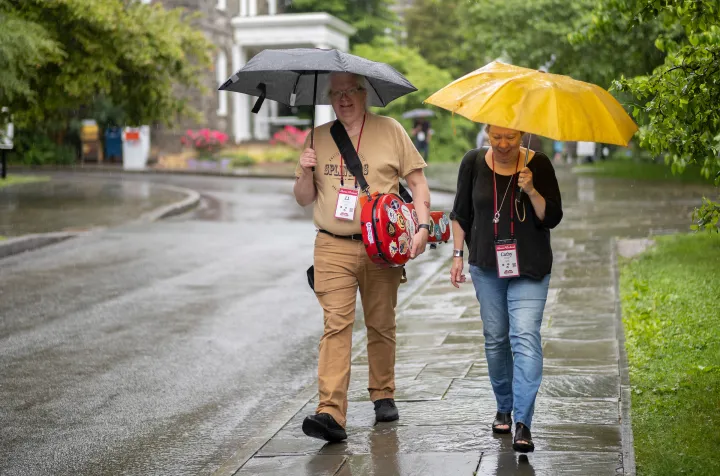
xmin=294 ymin=72 xmax=432 ymax=442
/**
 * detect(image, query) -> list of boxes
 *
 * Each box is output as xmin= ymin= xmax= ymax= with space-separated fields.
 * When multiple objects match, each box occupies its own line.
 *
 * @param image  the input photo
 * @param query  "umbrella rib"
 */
xmin=367 ymin=80 xmax=387 ymax=107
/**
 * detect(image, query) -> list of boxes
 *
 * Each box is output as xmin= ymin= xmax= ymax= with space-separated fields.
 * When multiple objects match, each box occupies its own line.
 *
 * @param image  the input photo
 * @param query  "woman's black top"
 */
xmin=450 ymin=148 xmax=563 ymax=280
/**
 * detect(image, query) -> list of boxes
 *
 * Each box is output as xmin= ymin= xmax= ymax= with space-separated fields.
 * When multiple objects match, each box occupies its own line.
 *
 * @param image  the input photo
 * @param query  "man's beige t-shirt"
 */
xmin=295 ymin=112 xmax=427 ymax=236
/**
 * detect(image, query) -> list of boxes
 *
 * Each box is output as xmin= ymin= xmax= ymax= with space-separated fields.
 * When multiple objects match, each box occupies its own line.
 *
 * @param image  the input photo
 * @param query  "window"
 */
xmin=216 ymin=51 xmax=228 ymax=117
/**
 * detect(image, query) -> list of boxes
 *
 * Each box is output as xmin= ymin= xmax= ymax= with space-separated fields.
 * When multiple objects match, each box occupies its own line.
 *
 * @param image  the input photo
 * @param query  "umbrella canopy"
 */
xmin=424 ymin=61 xmax=638 ymax=146
xmin=219 ymin=48 xmax=416 ymax=108
xmin=401 ymin=109 xmax=435 ymax=120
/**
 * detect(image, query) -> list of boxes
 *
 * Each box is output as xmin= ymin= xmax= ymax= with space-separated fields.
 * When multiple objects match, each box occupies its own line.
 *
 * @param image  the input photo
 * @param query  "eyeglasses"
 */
xmin=329 ymin=87 xmax=365 ymax=100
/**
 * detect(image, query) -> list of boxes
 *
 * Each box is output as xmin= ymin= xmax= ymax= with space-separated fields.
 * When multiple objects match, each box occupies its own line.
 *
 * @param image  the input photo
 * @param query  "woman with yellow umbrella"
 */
xmin=426 ymin=61 xmax=637 ymax=453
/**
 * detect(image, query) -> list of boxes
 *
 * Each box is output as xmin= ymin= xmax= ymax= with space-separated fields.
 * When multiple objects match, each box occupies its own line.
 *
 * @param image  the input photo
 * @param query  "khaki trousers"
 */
xmin=313 ymin=232 xmax=403 ymax=428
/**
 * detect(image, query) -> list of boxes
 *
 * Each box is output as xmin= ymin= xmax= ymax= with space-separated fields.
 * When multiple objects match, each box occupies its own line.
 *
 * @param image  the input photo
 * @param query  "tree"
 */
xmin=353 ymin=37 xmax=476 ymax=162
xmin=0 ymin=0 xmax=211 ymax=133
xmin=578 ymin=0 xmax=720 ymax=231
xmin=284 ymin=0 xmax=397 ymax=45
xmin=461 ymin=0 xmax=665 ymax=88
xmin=404 ymin=0 xmax=471 ymax=77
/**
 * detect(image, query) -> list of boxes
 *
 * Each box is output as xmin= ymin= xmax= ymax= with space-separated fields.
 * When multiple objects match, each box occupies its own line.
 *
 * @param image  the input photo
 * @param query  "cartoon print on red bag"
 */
xmin=387 ymin=222 xmax=396 ymax=237
xmin=396 ymin=213 xmax=406 ymax=230
xmin=398 ymin=233 xmax=409 ymax=255
xmin=389 ymin=241 xmax=399 ymax=257
xmin=411 ymin=209 xmax=419 ymax=226
xmin=390 ymin=199 xmax=401 ymax=211
xmin=400 ymin=205 xmax=412 ymax=221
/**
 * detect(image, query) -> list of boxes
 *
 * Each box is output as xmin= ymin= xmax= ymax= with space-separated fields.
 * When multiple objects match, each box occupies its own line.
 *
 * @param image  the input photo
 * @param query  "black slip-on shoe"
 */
xmin=302 ymin=413 xmax=347 ymax=442
xmin=373 ymin=398 xmax=399 ymax=422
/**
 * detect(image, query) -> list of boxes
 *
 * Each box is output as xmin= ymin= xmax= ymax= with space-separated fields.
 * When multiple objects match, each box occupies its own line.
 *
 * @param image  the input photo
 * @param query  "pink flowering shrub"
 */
xmin=181 ymin=129 xmax=229 ymax=157
xmin=269 ymin=125 xmax=310 ymax=150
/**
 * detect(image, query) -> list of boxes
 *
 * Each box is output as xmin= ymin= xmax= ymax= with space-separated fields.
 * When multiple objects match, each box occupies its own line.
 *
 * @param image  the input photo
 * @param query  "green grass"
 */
xmin=0 ymin=175 xmax=50 ymax=188
xmin=620 ymin=233 xmax=720 ymax=475
xmin=575 ymin=159 xmax=714 ymax=185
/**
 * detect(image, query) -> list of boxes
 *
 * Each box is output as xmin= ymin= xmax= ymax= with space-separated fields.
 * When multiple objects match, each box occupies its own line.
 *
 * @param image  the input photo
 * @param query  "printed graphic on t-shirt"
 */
xmin=324 ymin=151 xmax=369 ymax=191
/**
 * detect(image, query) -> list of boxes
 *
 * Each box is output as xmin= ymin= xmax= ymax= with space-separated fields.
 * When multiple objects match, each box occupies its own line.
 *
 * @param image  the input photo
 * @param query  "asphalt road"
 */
xmin=0 ymin=173 xmax=453 ymax=475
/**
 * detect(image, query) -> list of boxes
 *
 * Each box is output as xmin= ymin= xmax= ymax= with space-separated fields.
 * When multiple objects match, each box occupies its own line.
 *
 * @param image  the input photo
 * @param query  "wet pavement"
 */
xmin=230 ymin=165 xmax=714 ymax=476
xmin=0 ymin=167 xmax=714 ymax=475
xmin=0 ymin=174 xmax=188 ymax=236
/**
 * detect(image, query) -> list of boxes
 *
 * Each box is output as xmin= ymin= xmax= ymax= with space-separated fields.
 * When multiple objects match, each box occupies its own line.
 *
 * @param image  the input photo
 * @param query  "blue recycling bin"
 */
xmin=104 ymin=127 xmax=123 ymax=162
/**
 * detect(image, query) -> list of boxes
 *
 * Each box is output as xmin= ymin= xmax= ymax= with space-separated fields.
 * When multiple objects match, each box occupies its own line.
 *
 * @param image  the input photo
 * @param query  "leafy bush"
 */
xmin=9 ymin=131 xmax=76 ymax=165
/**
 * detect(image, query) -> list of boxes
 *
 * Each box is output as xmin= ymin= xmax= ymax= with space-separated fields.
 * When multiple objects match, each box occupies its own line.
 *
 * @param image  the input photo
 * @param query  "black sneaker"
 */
xmin=302 ymin=413 xmax=347 ymax=442
xmin=373 ymin=398 xmax=399 ymax=422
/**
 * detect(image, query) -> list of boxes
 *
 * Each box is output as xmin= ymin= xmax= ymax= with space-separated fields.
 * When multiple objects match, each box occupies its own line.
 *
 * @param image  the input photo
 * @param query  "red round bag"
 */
xmin=360 ymin=193 xmax=451 ymax=268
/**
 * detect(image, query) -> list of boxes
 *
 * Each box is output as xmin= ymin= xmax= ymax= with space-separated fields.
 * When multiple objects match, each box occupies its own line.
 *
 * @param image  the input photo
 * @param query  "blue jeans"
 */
xmin=469 ymin=265 xmax=550 ymax=429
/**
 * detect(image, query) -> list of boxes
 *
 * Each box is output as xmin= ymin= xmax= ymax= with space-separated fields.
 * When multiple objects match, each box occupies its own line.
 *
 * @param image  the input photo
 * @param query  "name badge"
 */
xmin=495 ymin=239 xmax=520 ymax=278
xmin=335 ymin=187 xmax=359 ymax=221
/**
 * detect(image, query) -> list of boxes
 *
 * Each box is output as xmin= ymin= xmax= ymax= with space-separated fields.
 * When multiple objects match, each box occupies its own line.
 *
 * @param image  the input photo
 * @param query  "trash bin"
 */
xmin=104 ymin=127 xmax=123 ymax=163
xmin=122 ymin=126 xmax=150 ymax=170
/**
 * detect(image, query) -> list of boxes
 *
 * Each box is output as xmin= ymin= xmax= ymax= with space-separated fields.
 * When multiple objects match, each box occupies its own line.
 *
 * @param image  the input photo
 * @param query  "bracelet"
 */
xmin=452 ymin=249 xmax=463 ymax=258
xmin=417 ymin=224 xmax=430 ymax=232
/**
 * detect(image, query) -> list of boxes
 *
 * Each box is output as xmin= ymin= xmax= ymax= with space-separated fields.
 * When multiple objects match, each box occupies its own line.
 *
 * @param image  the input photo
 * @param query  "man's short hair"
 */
xmin=325 ymin=73 xmax=372 ymax=109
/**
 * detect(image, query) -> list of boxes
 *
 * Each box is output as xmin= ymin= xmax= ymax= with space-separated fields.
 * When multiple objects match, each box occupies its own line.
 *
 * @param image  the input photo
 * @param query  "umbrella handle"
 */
xmin=311 ymin=72 xmax=318 ymax=172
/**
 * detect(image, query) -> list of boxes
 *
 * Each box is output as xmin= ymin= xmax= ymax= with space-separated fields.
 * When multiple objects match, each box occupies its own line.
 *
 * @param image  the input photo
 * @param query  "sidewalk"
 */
xmin=225 ymin=166 xmax=712 ymax=476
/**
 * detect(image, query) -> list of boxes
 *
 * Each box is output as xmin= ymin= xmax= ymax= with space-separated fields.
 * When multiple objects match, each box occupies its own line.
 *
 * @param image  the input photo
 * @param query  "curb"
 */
xmin=0 ymin=232 xmax=80 ymax=260
xmin=0 ymin=182 xmax=201 ymax=261
xmin=611 ymin=237 xmax=636 ymax=476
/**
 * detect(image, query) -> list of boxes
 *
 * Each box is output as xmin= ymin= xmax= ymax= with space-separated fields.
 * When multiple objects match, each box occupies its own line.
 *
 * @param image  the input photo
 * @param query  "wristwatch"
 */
xmin=417 ymin=224 xmax=430 ymax=233
xmin=453 ymin=249 xmax=463 ymax=258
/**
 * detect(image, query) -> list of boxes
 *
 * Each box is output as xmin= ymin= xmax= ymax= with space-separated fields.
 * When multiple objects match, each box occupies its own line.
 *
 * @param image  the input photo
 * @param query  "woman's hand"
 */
xmin=450 ymin=257 xmax=467 ymax=288
xmin=518 ymin=167 xmax=535 ymax=194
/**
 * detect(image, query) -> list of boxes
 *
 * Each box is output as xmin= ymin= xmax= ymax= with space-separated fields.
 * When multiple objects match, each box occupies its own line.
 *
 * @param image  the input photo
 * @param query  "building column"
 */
xmin=232 ymin=44 xmax=251 ymax=143
xmin=249 ymin=0 xmax=257 ymax=16
xmin=239 ymin=0 xmax=248 ymax=16
xmin=314 ymin=44 xmax=336 ymax=127
xmin=267 ymin=0 xmax=277 ymax=15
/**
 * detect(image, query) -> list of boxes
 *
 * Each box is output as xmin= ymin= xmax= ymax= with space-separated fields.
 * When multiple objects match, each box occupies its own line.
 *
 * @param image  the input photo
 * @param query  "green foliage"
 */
xmin=620 ymin=232 xmax=720 ymax=474
xmin=285 ymin=0 xmax=397 ymax=45
xmin=0 ymin=0 xmax=212 ymax=130
xmin=462 ymin=0 xmax=665 ymax=87
xmin=692 ymin=197 xmax=720 ymax=233
xmin=9 ymin=131 xmax=76 ymax=165
xmin=0 ymin=1 xmax=63 ymax=106
xmin=0 ymin=175 xmax=50 ymax=189
xmin=404 ymin=0 xmax=471 ymax=76
xmin=353 ymin=38 xmax=476 ymax=162
xmin=579 ymin=0 xmax=720 ymax=230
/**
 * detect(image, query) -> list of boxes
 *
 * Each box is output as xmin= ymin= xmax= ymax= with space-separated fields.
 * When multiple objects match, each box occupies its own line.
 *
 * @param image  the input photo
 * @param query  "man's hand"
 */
xmin=410 ymin=228 xmax=429 ymax=259
xmin=299 ymin=148 xmax=317 ymax=171
xmin=450 ymin=257 xmax=466 ymax=288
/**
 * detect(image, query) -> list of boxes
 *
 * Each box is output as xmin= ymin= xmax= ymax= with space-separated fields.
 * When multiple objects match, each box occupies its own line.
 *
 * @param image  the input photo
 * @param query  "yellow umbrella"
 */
xmin=424 ymin=61 xmax=638 ymax=146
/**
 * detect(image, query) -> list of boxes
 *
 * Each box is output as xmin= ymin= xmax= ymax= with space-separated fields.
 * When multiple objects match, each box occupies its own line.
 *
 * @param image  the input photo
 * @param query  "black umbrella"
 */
xmin=218 ymin=48 xmax=417 ymax=148
xmin=401 ymin=109 xmax=435 ymax=120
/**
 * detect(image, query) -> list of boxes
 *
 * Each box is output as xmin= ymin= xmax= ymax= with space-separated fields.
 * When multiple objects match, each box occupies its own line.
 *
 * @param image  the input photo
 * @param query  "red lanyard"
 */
xmin=340 ymin=113 xmax=366 ymax=187
xmin=492 ymin=152 xmax=520 ymax=240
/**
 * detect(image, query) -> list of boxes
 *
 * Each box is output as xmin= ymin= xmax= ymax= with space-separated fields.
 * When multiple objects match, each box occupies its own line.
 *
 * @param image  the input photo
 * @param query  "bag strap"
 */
xmin=330 ymin=119 xmax=413 ymax=203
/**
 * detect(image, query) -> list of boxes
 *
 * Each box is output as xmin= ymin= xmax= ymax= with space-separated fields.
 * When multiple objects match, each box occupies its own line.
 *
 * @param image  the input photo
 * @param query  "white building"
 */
xmin=149 ymin=0 xmax=355 ymax=151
